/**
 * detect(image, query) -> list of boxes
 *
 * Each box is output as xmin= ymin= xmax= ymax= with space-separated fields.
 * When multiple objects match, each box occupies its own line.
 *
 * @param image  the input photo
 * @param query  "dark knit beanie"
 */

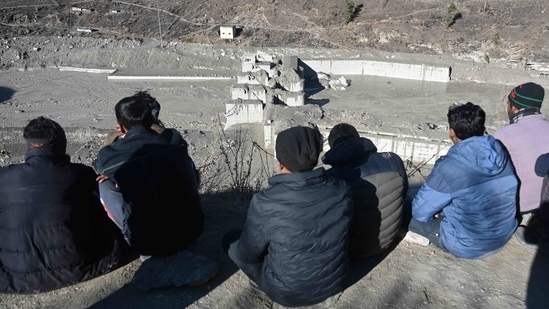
xmin=276 ymin=126 xmax=323 ymax=172
xmin=508 ymin=82 xmax=545 ymax=109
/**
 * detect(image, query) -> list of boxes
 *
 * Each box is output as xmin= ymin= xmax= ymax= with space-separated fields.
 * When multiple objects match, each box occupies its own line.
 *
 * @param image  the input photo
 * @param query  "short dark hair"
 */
xmin=23 ymin=116 xmax=67 ymax=151
xmin=134 ymin=90 xmax=161 ymax=122
xmin=447 ymin=102 xmax=486 ymax=140
xmin=115 ymin=94 xmax=154 ymax=130
xmin=328 ymin=123 xmax=359 ymax=147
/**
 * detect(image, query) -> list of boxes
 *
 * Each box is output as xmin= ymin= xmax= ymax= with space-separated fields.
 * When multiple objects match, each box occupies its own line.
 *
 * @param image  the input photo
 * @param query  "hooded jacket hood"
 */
xmin=322 ymin=137 xmax=377 ymax=166
xmin=448 ymin=135 xmax=507 ymax=176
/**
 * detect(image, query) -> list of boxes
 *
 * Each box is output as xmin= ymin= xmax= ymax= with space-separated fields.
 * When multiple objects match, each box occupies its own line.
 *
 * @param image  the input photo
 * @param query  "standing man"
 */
xmin=322 ymin=123 xmax=408 ymax=259
xmin=493 ymin=82 xmax=549 ymax=224
xmin=406 ymin=103 xmax=518 ymax=260
xmin=226 ymin=126 xmax=353 ymax=308
xmin=94 ymin=93 xmax=204 ymax=258
xmin=0 ymin=117 xmax=134 ymax=293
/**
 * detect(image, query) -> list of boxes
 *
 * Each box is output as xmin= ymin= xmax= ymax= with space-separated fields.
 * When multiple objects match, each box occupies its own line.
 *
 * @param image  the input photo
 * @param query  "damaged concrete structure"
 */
xmin=225 ymin=52 xmax=306 ymax=131
xmin=225 ymin=51 xmax=454 ymax=164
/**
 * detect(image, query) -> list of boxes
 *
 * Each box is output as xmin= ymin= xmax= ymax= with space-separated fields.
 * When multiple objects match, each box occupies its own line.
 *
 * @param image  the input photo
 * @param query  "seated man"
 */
xmin=94 ymin=93 xmax=204 ymax=258
xmin=406 ymin=102 xmax=518 ymax=260
xmin=322 ymin=123 xmax=408 ymax=259
xmin=0 ymin=117 xmax=134 ymax=293
xmin=493 ymin=82 xmax=549 ymax=224
xmin=226 ymin=126 xmax=353 ymax=308
xmin=103 ymin=90 xmax=164 ymax=146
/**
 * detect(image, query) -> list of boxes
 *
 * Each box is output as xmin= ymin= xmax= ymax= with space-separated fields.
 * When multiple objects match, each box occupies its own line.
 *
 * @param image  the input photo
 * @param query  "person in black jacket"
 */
xmin=226 ymin=126 xmax=353 ymax=308
xmin=322 ymin=123 xmax=408 ymax=259
xmin=0 ymin=117 xmax=135 ymax=294
xmin=103 ymin=90 xmax=164 ymax=146
xmin=94 ymin=93 xmax=204 ymax=258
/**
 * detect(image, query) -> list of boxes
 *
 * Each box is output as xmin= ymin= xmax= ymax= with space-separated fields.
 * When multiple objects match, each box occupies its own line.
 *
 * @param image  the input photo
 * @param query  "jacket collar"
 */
xmin=269 ymin=167 xmax=327 ymax=187
xmin=25 ymin=145 xmax=70 ymax=162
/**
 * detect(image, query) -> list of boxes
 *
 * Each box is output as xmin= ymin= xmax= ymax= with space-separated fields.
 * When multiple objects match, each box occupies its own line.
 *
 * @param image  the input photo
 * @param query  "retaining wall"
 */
xmin=302 ymin=59 xmax=450 ymax=82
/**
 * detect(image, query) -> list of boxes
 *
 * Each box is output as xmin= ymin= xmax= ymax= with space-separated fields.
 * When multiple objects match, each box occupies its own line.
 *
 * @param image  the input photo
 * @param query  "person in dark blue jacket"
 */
xmin=406 ymin=102 xmax=518 ymax=259
xmin=0 ymin=117 xmax=135 ymax=293
xmin=226 ymin=126 xmax=353 ymax=308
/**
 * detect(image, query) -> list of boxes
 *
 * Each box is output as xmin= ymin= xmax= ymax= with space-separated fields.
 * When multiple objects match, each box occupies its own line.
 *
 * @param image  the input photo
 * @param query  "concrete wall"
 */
xmin=236 ymin=74 xmax=264 ymax=85
xmin=282 ymin=93 xmax=305 ymax=107
xmin=263 ymin=126 xmax=450 ymax=165
xmin=231 ymin=85 xmax=267 ymax=102
xmin=302 ymin=59 xmax=450 ymax=83
xmin=365 ymin=133 xmax=450 ymax=163
xmin=225 ymin=100 xmax=264 ymax=129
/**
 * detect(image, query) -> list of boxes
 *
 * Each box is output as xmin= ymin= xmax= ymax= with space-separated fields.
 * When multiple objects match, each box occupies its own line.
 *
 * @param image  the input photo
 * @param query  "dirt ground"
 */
xmin=1 ymin=1 xmax=549 ymax=308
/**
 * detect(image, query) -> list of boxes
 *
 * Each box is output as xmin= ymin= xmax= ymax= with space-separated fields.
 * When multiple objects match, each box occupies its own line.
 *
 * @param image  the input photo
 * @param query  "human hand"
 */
xmin=96 ymin=174 xmax=110 ymax=183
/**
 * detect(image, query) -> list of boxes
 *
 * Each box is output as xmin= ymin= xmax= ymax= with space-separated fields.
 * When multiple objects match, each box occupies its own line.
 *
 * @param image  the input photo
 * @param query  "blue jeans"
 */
xmin=408 ymin=217 xmax=448 ymax=252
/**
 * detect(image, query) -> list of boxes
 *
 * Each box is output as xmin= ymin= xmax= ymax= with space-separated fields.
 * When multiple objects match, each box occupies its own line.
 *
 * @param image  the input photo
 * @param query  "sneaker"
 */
xmin=403 ymin=231 xmax=430 ymax=246
xmin=140 ymin=255 xmax=152 ymax=262
xmin=515 ymin=226 xmax=539 ymax=249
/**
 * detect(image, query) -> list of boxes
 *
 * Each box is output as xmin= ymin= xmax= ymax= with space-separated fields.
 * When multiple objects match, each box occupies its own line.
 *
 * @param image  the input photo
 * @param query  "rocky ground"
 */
xmin=1 ymin=1 xmax=549 ymax=309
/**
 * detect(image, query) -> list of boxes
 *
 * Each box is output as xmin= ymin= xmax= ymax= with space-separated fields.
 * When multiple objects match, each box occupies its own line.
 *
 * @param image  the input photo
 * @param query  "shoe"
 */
xmin=140 ymin=255 xmax=152 ymax=262
xmin=403 ymin=231 xmax=430 ymax=246
xmin=515 ymin=226 xmax=539 ymax=249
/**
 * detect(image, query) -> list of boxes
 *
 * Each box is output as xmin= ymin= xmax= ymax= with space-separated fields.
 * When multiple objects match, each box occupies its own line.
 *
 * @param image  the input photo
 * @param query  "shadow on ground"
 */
xmin=88 ymin=192 xmax=251 ymax=309
xmin=526 ymin=242 xmax=549 ymax=308
xmin=0 ymin=87 xmax=15 ymax=104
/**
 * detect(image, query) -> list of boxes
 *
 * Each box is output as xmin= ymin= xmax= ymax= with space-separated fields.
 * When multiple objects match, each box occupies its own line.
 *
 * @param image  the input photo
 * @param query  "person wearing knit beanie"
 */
xmin=493 ymin=82 xmax=549 ymax=247
xmin=225 ymin=125 xmax=353 ymax=307
xmin=275 ymin=126 xmax=323 ymax=173
xmin=508 ymin=82 xmax=545 ymax=110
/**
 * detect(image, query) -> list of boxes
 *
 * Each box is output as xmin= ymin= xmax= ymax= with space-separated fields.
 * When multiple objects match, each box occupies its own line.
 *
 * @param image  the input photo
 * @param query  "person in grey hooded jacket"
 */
xmin=407 ymin=102 xmax=518 ymax=259
xmin=322 ymin=123 xmax=408 ymax=259
xmin=226 ymin=126 xmax=353 ymax=308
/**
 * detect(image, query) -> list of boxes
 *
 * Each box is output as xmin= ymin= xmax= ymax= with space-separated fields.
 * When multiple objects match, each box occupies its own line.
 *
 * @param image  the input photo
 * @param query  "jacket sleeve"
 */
xmin=412 ymin=167 xmax=452 ymax=222
xmin=93 ymin=157 xmax=105 ymax=175
xmin=234 ymin=195 xmax=269 ymax=264
xmin=535 ymin=153 xmax=549 ymax=177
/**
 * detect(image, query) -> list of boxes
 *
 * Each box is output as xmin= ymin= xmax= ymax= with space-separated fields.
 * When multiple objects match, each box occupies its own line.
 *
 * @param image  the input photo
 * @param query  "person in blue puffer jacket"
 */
xmin=405 ymin=102 xmax=519 ymax=260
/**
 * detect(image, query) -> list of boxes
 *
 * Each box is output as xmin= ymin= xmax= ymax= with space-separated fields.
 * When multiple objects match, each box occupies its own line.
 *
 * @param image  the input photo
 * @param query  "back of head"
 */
xmin=508 ymin=82 xmax=545 ymax=110
xmin=276 ymin=126 xmax=323 ymax=172
xmin=115 ymin=94 xmax=154 ymax=130
xmin=23 ymin=116 xmax=67 ymax=153
xmin=133 ymin=90 xmax=161 ymax=123
xmin=447 ymin=102 xmax=486 ymax=140
xmin=328 ymin=123 xmax=360 ymax=147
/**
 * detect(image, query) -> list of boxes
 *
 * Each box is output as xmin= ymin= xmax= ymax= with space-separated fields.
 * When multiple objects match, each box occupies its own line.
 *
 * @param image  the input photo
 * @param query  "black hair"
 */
xmin=328 ymin=123 xmax=360 ymax=147
xmin=114 ymin=93 xmax=155 ymax=130
xmin=23 ymin=116 xmax=67 ymax=152
xmin=447 ymin=102 xmax=486 ymax=140
xmin=133 ymin=90 xmax=161 ymax=122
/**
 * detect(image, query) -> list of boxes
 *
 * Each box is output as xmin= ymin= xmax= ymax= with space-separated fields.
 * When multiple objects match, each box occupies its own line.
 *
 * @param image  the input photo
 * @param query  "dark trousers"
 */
xmin=408 ymin=217 xmax=448 ymax=252
xmin=222 ymin=230 xmax=264 ymax=289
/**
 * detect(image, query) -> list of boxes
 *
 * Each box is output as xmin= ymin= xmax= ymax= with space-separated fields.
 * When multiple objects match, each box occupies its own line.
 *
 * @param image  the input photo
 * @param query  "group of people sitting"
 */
xmin=0 ymin=82 xmax=547 ymax=308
